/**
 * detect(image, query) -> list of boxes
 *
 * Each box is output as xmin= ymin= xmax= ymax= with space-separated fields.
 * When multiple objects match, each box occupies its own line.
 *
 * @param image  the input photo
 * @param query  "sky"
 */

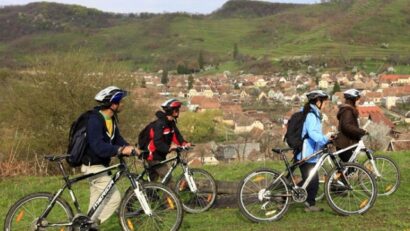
xmin=0 ymin=0 xmax=318 ymax=14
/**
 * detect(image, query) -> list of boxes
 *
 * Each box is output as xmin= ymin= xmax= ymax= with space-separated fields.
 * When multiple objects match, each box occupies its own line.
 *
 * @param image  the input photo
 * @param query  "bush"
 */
xmin=0 ymin=52 xmax=152 ymax=172
xmin=364 ymin=122 xmax=391 ymax=151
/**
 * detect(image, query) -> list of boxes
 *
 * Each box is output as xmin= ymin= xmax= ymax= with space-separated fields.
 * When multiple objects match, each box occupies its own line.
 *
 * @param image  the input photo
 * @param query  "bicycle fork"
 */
xmin=182 ymin=165 xmax=198 ymax=193
xmin=365 ymin=150 xmax=382 ymax=178
xmin=133 ymin=182 xmax=153 ymax=216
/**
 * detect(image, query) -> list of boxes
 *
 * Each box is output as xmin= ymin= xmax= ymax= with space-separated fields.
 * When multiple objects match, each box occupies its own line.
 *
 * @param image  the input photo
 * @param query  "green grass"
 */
xmin=1 ymin=152 xmax=409 ymax=230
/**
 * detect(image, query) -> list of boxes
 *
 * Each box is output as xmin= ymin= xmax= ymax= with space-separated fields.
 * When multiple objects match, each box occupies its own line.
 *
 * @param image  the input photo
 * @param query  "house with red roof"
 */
xmin=357 ymin=104 xmax=394 ymax=128
xmin=190 ymin=96 xmax=221 ymax=112
xmin=379 ymin=74 xmax=410 ymax=88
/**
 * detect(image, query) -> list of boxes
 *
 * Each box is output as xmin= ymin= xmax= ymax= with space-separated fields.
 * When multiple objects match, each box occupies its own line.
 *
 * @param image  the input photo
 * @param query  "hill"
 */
xmin=0 ymin=0 xmax=409 ymax=72
xmin=211 ymin=0 xmax=305 ymax=18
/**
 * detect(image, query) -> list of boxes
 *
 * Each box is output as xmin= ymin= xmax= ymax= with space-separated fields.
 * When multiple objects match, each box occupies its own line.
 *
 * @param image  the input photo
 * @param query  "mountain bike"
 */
xmin=4 ymin=152 xmax=183 ymax=231
xmin=237 ymin=142 xmax=378 ymax=222
xmin=138 ymin=146 xmax=217 ymax=214
xmin=317 ymin=136 xmax=400 ymax=197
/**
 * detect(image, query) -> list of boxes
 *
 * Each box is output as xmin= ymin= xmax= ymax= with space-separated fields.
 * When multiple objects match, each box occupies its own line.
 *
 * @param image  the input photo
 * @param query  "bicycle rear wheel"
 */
xmin=325 ymin=163 xmax=377 ymax=216
xmin=363 ymin=155 xmax=400 ymax=196
xmin=174 ymin=168 xmax=217 ymax=213
xmin=237 ymin=168 xmax=290 ymax=222
xmin=119 ymin=182 xmax=183 ymax=231
xmin=4 ymin=192 xmax=74 ymax=231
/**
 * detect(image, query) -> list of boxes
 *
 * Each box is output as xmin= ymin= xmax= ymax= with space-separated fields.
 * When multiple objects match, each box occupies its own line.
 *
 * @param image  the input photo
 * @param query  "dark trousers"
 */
xmin=299 ymin=163 xmax=319 ymax=206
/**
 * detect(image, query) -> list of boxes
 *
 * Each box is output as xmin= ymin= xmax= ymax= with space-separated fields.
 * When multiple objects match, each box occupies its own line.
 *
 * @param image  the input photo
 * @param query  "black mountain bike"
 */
xmin=4 ymin=152 xmax=183 ymax=231
xmin=237 ymin=142 xmax=377 ymax=222
xmin=138 ymin=146 xmax=217 ymax=213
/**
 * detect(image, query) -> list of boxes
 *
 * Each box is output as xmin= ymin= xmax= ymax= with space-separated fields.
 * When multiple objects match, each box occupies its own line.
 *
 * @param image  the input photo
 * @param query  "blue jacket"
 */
xmin=296 ymin=104 xmax=328 ymax=163
xmin=83 ymin=107 xmax=128 ymax=166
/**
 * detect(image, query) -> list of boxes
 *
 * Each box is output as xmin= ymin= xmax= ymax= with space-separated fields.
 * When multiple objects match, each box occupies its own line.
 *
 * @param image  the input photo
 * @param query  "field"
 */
xmin=1 ymin=151 xmax=409 ymax=230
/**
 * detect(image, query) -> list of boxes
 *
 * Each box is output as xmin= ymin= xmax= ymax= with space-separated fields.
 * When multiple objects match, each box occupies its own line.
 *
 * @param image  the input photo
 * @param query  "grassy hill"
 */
xmin=0 ymin=0 xmax=410 ymax=72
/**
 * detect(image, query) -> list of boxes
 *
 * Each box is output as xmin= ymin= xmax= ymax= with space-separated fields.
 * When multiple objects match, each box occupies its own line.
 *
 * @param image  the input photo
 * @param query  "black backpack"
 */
xmin=137 ymin=120 xmax=157 ymax=151
xmin=284 ymin=110 xmax=311 ymax=155
xmin=66 ymin=110 xmax=94 ymax=167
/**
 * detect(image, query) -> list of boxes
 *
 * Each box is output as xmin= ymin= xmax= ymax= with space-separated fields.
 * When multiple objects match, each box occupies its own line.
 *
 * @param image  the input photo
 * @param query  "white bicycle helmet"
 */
xmin=306 ymin=90 xmax=329 ymax=102
xmin=94 ymin=86 xmax=127 ymax=105
xmin=344 ymin=89 xmax=361 ymax=100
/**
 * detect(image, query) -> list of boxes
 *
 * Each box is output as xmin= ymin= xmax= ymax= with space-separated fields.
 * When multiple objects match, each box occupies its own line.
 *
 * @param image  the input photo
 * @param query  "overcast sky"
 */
xmin=0 ymin=0 xmax=318 ymax=14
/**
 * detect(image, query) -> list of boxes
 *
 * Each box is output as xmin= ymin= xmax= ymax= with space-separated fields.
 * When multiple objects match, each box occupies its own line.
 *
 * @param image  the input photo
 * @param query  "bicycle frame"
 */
xmin=324 ymin=139 xmax=382 ymax=177
xmin=38 ymin=155 xmax=149 ymax=228
xmin=139 ymin=148 xmax=198 ymax=192
xmin=269 ymin=146 xmax=349 ymax=193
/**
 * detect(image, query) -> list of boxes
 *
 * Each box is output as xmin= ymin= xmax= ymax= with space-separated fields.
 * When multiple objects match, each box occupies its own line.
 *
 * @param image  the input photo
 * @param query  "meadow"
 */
xmin=1 ymin=152 xmax=409 ymax=230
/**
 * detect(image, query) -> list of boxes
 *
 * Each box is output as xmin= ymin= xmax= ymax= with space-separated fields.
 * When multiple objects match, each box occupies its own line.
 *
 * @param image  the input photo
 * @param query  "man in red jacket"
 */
xmin=146 ymin=99 xmax=191 ymax=182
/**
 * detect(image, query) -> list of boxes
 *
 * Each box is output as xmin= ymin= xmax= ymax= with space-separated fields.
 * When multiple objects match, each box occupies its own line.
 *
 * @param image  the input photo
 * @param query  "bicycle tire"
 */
xmin=325 ymin=163 xmax=377 ymax=216
xmin=118 ymin=182 xmax=183 ymax=231
xmin=4 ymin=192 xmax=74 ymax=231
xmin=237 ymin=168 xmax=290 ymax=222
xmin=174 ymin=168 xmax=217 ymax=213
xmin=363 ymin=154 xmax=400 ymax=196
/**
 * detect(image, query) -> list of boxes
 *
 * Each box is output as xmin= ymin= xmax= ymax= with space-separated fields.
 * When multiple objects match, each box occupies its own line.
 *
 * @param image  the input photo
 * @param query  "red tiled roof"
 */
xmin=190 ymin=96 xmax=220 ymax=109
xmin=357 ymin=105 xmax=394 ymax=128
xmin=379 ymin=74 xmax=410 ymax=83
xmin=382 ymin=86 xmax=410 ymax=97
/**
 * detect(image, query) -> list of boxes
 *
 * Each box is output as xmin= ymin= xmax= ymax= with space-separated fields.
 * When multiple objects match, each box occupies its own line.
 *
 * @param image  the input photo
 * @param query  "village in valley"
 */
xmin=125 ymin=70 xmax=410 ymax=165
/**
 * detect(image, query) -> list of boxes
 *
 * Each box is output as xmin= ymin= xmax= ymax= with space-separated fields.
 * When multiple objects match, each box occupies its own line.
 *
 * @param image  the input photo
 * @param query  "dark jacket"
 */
xmin=148 ymin=111 xmax=187 ymax=161
xmin=335 ymin=104 xmax=366 ymax=149
xmin=82 ymin=107 xmax=128 ymax=167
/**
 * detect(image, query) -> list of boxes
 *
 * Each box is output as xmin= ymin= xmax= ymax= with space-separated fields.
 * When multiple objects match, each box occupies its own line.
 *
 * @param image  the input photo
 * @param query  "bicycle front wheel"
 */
xmin=4 ymin=192 xmax=74 ymax=231
xmin=363 ymin=155 xmax=400 ymax=196
xmin=237 ymin=168 xmax=290 ymax=222
xmin=325 ymin=163 xmax=377 ymax=216
xmin=119 ymin=182 xmax=183 ymax=231
xmin=175 ymin=168 xmax=217 ymax=213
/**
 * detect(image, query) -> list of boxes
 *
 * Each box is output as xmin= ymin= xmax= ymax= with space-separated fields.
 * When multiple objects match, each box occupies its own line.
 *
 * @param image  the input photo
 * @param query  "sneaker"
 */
xmin=304 ymin=202 xmax=323 ymax=212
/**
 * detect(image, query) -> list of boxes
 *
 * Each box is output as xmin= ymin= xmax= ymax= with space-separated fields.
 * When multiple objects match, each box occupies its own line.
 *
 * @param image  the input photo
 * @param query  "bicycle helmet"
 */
xmin=306 ymin=90 xmax=329 ymax=102
xmin=161 ymin=98 xmax=182 ymax=114
xmin=344 ymin=89 xmax=361 ymax=100
xmin=95 ymin=86 xmax=128 ymax=105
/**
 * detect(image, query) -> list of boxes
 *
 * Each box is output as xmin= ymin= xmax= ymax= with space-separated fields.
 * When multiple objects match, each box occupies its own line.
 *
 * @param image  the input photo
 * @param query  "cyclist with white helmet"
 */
xmin=335 ymin=89 xmax=367 ymax=162
xmin=298 ymin=90 xmax=330 ymax=212
xmin=81 ymin=86 xmax=136 ymax=230
xmin=145 ymin=99 xmax=191 ymax=182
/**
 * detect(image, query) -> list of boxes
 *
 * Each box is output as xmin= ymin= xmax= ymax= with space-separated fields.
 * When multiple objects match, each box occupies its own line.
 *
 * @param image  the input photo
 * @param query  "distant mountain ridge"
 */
xmin=0 ymin=0 xmax=409 ymax=71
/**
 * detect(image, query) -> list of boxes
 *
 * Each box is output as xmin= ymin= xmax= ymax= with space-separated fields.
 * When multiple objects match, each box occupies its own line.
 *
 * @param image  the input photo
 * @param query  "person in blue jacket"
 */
xmin=81 ymin=86 xmax=136 ymax=229
xmin=296 ymin=90 xmax=330 ymax=212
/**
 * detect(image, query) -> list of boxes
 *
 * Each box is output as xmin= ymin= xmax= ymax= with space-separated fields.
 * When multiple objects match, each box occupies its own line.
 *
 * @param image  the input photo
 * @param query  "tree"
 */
xmin=332 ymin=81 xmax=341 ymax=94
xmin=233 ymin=43 xmax=239 ymax=60
xmin=188 ymin=74 xmax=193 ymax=90
xmin=161 ymin=69 xmax=169 ymax=85
xmin=198 ymin=50 xmax=205 ymax=70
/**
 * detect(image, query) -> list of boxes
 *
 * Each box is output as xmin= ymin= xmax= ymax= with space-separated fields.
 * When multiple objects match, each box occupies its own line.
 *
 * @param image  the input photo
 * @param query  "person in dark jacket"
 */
xmin=336 ymin=89 xmax=367 ymax=162
xmin=146 ymin=99 xmax=190 ymax=182
xmin=81 ymin=86 xmax=136 ymax=228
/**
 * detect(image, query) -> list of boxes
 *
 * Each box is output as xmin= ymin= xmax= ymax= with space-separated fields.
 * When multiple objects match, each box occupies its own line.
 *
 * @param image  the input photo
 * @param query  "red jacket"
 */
xmin=147 ymin=111 xmax=187 ymax=161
